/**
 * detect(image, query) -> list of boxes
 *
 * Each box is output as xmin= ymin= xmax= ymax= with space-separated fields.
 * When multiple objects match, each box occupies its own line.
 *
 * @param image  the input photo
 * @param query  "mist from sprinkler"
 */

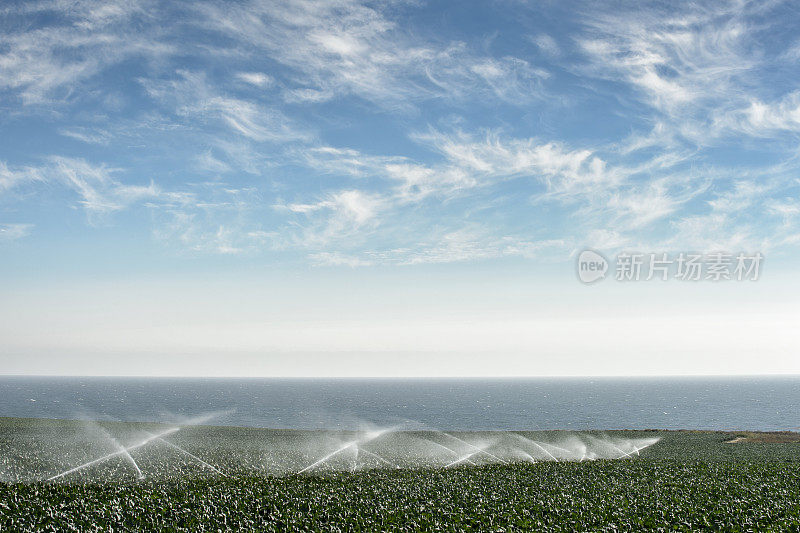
xmin=37 ymin=415 xmax=661 ymax=481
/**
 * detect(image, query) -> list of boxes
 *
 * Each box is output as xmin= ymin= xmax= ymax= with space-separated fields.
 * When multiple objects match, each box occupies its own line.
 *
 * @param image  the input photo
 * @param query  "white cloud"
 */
xmin=583 ymin=229 xmax=628 ymax=250
xmin=309 ymin=251 xmax=374 ymax=267
xmin=575 ymin=0 xmax=800 ymax=159
xmin=663 ymin=177 xmax=786 ymax=252
xmin=715 ymin=92 xmax=800 ymax=137
xmin=298 ymin=145 xmax=474 ymax=203
xmin=768 ymin=199 xmax=800 ymax=218
xmin=668 ymin=213 xmax=756 ymax=251
xmin=195 ymin=150 xmax=232 ymax=174
xmin=2 ymin=156 xmax=179 ymax=221
xmin=531 ymin=34 xmax=560 ymax=57
xmin=308 ymin=230 xmax=569 ymax=266
xmin=415 ymin=130 xmax=616 ymax=198
xmin=706 ymin=180 xmax=771 ymax=214
xmin=607 ymin=176 xmax=705 ymax=230
xmin=395 ymin=228 xmax=502 ymax=265
xmin=235 ymin=71 xmax=274 ymax=88
xmin=383 ymin=162 xmax=473 ymax=203
xmin=141 ymin=70 xmax=310 ymax=143
xmin=285 ymin=189 xmax=386 ymax=247
xmin=59 ymin=128 xmax=113 ymax=145
xmin=0 ymin=160 xmax=43 ymax=192
xmin=393 ymin=230 xmax=568 ymax=265
xmin=47 ymin=156 xmax=160 ymax=214
xmin=300 ymin=146 xmax=390 ymax=177
xmin=0 ymin=0 xmax=173 ymax=105
xmin=578 ymin=3 xmax=754 ymax=114
xmin=282 ymin=87 xmax=335 ymax=103
xmin=156 ymin=217 xmax=246 ymax=255
xmin=0 ymin=223 xmax=33 ymax=242
xmin=150 ymin=183 xmax=277 ymax=255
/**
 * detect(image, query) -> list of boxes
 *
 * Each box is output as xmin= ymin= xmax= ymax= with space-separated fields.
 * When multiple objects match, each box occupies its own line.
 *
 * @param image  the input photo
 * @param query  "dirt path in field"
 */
xmin=724 ymin=431 xmax=800 ymax=444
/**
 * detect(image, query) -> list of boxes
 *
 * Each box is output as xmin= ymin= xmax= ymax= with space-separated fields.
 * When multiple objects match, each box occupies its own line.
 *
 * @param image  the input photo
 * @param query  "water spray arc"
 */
xmin=418 ymin=437 xmax=476 ymax=466
xmin=356 ymin=447 xmax=400 ymax=469
xmin=47 ymin=427 xmax=180 ymax=482
xmin=117 ymin=441 xmax=145 ymax=480
xmin=298 ymin=428 xmax=393 ymax=474
xmin=512 ymin=434 xmax=560 ymax=462
xmin=153 ymin=436 xmax=228 ymax=477
xmin=101 ymin=431 xmax=145 ymax=479
xmin=298 ymin=441 xmax=358 ymax=474
xmin=445 ymin=450 xmax=482 ymax=468
xmin=440 ymin=432 xmax=507 ymax=464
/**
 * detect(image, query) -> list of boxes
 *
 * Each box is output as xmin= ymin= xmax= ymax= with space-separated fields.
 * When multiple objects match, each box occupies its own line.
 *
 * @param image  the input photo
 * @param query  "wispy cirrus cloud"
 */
xmin=58 ymin=127 xmax=113 ymax=145
xmin=577 ymin=0 xmax=800 ymax=157
xmin=281 ymin=189 xmax=387 ymax=247
xmin=415 ymin=130 xmax=614 ymax=195
xmin=195 ymin=0 xmax=548 ymax=108
xmin=153 ymin=213 xmax=269 ymax=255
xmin=0 ymin=223 xmax=33 ymax=242
xmin=140 ymin=70 xmax=310 ymax=144
xmin=577 ymin=1 xmax=756 ymax=115
xmin=0 ymin=161 xmax=44 ymax=192
xmin=714 ymin=91 xmax=800 ymax=138
xmin=0 ymin=0 xmax=174 ymax=105
xmin=278 ymin=128 xmax=703 ymax=260
xmin=47 ymin=156 xmax=160 ymax=215
xmin=235 ymin=72 xmax=274 ymax=88
xmin=1 ymin=156 xmax=185 ymax=221
xmin=659 ymin=167 xmax=800 ymax=252
xmin=28 ymin=155 xmax=279 ymax=254
xmin=309 ymin=228 xmax=569 ymax=267
xmin=408 ymin=128 xmax=701 ymax=236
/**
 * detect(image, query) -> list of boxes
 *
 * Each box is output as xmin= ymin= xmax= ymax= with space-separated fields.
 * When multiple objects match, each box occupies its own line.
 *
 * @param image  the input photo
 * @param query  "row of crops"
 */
xmin=2 ymin=459 xmax=800 ymax=530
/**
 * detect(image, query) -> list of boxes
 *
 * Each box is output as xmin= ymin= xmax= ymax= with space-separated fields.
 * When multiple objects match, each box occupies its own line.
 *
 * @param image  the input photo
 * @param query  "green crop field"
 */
xmin=1 ymin=418 xmax=799 ymax=531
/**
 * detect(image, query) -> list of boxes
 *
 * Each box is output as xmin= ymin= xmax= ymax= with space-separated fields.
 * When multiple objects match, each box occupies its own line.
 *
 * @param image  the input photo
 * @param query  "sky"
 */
xmin=1 ymin=0 xmax=799 ymax=376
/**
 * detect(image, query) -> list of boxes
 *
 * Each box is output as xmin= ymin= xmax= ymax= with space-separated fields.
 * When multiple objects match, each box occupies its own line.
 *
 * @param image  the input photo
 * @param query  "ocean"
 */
xmin=0 ymin=376 xmax=797 ymax=432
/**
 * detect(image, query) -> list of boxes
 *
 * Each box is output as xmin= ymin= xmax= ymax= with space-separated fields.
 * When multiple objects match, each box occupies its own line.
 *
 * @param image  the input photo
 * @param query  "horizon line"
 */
xmin=1 ymin=373 xmax=799 ymax=379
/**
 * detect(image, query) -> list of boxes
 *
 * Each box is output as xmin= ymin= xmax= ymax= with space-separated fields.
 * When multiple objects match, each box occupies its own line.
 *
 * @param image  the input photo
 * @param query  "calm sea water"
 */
xmin=0 ymin=376 xmax=798 ymax=432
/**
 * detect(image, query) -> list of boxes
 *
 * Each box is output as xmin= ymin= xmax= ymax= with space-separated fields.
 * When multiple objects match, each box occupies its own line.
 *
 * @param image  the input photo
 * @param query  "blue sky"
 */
xmin=1 ymin=0 xmax=800 ymax=375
